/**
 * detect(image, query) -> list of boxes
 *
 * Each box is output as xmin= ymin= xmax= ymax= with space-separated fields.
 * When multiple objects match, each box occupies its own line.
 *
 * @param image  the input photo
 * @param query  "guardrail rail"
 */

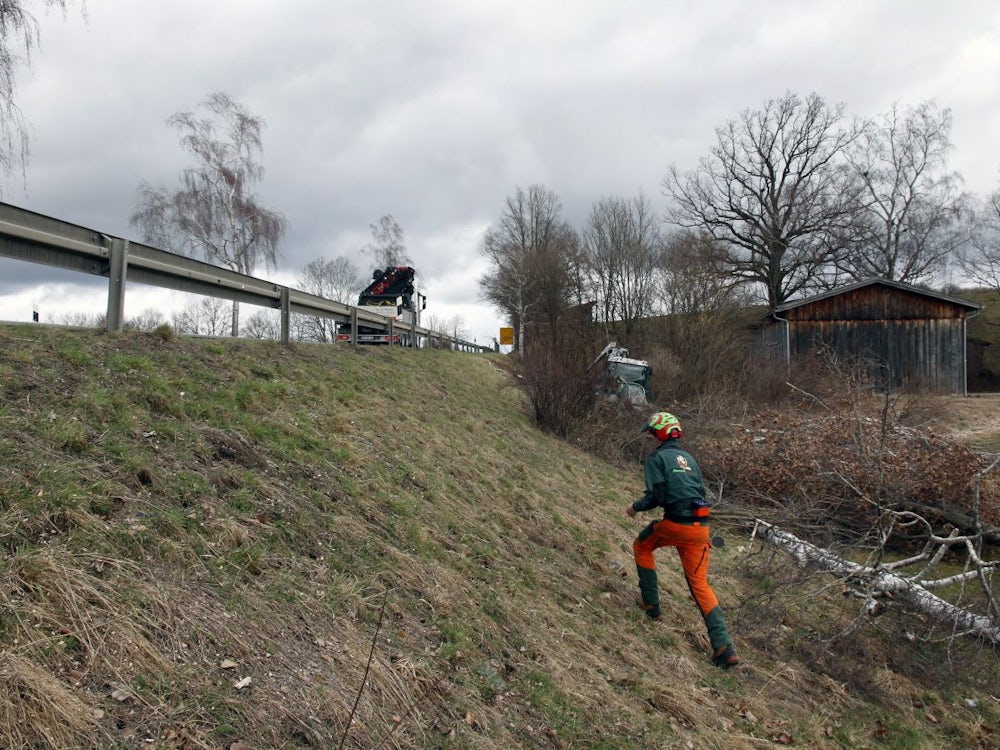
xmin=0 ymin=201 xmax=491 ymax=352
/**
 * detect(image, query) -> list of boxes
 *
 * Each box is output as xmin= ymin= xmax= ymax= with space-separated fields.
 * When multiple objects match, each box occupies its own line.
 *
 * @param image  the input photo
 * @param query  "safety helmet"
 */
xmin=644 ymin=412 xmax=683 ymax=441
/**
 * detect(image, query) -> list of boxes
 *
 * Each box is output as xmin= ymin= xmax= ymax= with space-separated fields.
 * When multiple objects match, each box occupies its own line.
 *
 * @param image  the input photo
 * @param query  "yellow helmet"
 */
xmin=644 ymin=412 xmax=683 ymax=441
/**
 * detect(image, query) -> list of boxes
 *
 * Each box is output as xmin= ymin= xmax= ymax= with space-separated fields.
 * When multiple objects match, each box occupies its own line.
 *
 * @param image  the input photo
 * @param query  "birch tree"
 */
xmin=130 ymin=92 xmax=287 ymax=336
xmin=709 ymin=369 xmax=1000 ymax=650
xmin=840 ymin=101 xmax=970 ymax=284
xmin=364 ymin=214 xmax=412 ymax=269
xmin=0 ymin=0 xmax=75 ymax=188
xmin=750 ymin=515 xmax=999 ymax=645
xmin=583 ymin=192 xmax=662 ymax=340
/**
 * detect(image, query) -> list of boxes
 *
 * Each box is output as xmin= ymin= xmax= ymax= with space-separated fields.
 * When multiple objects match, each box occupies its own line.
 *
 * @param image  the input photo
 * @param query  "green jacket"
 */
xmin=632 ymin=438 xmax=707 ymax=523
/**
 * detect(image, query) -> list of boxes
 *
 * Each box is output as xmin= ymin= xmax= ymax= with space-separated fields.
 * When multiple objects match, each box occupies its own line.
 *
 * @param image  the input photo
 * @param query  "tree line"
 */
xmin=479 ymin=92 xmax=1000 ymax=357
xmin=52 ymin=89 xmax=1000 ymax=369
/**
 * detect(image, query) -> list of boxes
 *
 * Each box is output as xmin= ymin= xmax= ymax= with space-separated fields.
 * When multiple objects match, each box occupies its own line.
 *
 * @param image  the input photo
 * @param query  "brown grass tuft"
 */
xmin=0 ymin=653 xmax=106 ymax=749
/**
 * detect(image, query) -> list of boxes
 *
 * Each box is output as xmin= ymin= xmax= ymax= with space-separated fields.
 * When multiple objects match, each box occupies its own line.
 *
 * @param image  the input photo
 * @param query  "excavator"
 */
xmin=587 ymin=341 xmax=652 ymax=405
xmin=335 ymin=266 xmax=426 ymax=345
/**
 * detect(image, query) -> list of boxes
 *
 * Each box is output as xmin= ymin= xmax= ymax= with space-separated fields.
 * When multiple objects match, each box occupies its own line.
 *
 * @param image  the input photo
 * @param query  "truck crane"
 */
xmin=335 ymin=266 xmax=426 ymax=345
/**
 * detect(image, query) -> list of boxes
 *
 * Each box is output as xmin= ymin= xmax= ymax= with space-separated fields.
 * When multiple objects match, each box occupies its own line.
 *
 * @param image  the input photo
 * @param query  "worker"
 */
xmin=626 ymin=412 xmax=739 ymax=669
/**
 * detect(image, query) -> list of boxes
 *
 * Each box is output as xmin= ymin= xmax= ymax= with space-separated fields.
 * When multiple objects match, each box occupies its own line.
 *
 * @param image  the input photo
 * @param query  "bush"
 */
xmin=697 ymin=400 xmax=1000 ymax=544
xmin=518 ymin=345 xmax=598 ymax=439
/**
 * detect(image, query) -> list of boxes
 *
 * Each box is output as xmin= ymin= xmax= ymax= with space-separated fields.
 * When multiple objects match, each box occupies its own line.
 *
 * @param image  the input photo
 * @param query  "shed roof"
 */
xmin=772 ymin=277 xmax=981 ymax=314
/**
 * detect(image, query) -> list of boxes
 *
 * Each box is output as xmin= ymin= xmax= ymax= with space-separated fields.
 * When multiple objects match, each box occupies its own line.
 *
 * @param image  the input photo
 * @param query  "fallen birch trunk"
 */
xmin=751 ymin=519 xmax=1000 ymax=646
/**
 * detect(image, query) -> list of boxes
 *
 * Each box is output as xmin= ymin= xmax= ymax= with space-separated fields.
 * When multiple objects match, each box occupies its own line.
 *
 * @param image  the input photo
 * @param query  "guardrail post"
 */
xmin=387 ymin=317 xmax=395 ymax=348
xmin=279 ymin=287 xmax=290 ymax=345
xmin=350 ymin=308 xmax=358 ymax=346
xmin=106 ymin=237 xmax=128 ymax=332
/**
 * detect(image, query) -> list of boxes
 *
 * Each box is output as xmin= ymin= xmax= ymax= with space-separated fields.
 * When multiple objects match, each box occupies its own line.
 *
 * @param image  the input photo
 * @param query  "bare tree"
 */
xmin=840 ymin=101 xmax=970 ymax=284
xmin=658 ymin=230 xmax=741 ymax=316
xmin=421 ymin=313 xmax=468 ymax=344
xmin=364 ymin=214 xmax=411 ymax=269
xmin=530 ymin=220 xmax=585 ymax=350
xmin=583 ymin=192 xmax=663 ymax=341
xmin=243 ymin=308 xmax=279 ymax=339
xmin=479 ymin=185 xmax=580 ymax=354
xmin=171 ymin=296 xmax=230 ymax=337
xmin=125 ymin=308 xmax=166 ymax=331
xmin=57 ymin=310 xmax=102 ymax=328
xmin=664 ymin=92 xmax=863 ymax=308
xmin=421 ymin=314 xmax=443 ymax=333
xmin=130 ymin=92 xmax=287 ymax=336
xmin=957 ymin=187 xmax=1000 ymax=292
xmin=0 ymin=0 xmax=75 ymax=188
xmin=651 ymin=230 xmax=752 ymax=403
xmin=444 ymin=313 xmax=467 ymax=341
xmin=296 ymin=256 xmax=363 ymax=342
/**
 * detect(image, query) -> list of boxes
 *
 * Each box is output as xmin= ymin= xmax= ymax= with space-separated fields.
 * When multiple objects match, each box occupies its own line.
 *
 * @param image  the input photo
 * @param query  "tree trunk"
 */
xmin=752 ymin=519 xmax=1000 ymax=645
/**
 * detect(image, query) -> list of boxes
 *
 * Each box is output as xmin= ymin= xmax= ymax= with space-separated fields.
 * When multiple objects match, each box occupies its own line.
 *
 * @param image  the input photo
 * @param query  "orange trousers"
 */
xmin=632 ymin=518 xmax=719 ymax=617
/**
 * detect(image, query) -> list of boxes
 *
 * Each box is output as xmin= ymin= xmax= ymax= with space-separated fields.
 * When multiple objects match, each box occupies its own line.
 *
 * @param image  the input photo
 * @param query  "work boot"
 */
xmin=712 ymin=644 xmax=739 ymax=669
xmin=636 ymin=597 xmax=661 ymax=620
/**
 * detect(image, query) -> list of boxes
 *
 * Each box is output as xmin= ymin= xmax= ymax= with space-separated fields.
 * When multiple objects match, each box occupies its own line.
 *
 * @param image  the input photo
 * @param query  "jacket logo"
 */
xmin=676 ymin=456 xmax=691 ymax=471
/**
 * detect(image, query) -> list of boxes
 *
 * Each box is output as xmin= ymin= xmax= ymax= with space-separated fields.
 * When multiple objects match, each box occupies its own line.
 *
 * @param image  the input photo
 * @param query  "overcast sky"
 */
xmin=2 ymin=0 xmax=1000 ymax=343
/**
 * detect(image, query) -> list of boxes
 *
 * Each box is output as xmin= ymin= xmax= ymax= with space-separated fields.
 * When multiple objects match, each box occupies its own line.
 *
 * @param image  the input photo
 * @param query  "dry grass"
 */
xmin=0 ymin=652 xmax=106 ymax=748
xmin=0 ymin=324 xmax=997 ymax=749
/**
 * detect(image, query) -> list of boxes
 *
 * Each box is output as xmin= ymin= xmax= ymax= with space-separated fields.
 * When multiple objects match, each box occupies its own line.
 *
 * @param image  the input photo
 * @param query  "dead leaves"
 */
xmin=738 ymin=704 xmax=796 ymax=744
xmin=700 ymin=408 xmax=1000 ymax=529
xmin=218 ymin=658 xmax=250 ymax=690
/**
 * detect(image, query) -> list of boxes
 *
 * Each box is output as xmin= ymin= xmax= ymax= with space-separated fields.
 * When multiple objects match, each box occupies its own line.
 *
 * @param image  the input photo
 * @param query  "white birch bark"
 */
xmin=751 ymin=520 xmax=1000 ymax=645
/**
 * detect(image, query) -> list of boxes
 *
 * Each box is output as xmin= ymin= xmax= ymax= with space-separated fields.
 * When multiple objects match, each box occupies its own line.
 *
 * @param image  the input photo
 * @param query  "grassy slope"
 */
xmin=0 ymin=324 xmax=996 ymax=750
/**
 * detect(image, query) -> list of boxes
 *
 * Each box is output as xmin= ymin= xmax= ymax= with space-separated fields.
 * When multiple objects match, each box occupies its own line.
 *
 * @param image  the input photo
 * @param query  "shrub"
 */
xmin=517 ymin=345 xmax=598 ymax=439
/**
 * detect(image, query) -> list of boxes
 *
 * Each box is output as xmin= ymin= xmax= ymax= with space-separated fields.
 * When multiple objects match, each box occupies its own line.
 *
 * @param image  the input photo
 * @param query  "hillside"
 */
xmin=0 ymin=324 xmax=997 ymax=750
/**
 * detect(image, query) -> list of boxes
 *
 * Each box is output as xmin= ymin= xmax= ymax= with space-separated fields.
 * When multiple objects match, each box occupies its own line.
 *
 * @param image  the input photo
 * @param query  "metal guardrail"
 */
xmin=0 ymin=201 xmax=492 ymax=352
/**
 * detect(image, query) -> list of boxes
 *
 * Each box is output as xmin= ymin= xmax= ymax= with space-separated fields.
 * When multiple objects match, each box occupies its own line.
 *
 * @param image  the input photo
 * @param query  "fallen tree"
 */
xmin=750 ymin=517 xmax=1000 ymax=645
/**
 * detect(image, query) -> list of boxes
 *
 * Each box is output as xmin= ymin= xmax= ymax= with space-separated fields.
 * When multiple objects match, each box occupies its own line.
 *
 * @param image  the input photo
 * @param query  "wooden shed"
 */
xmin=757 ymin=278 xmax=981 ymax=394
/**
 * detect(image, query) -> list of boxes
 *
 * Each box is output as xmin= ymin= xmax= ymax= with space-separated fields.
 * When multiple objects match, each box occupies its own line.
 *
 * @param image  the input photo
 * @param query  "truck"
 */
xmin=335 ymin=266 xmax=426 ymax=346
xmin=587 ymin=341 xmax=653 ymax=405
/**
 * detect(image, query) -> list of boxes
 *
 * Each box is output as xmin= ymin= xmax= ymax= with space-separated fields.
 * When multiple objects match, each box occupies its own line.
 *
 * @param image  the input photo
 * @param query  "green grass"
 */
xmin=0 ymin=324 xmax=995 ymax=750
